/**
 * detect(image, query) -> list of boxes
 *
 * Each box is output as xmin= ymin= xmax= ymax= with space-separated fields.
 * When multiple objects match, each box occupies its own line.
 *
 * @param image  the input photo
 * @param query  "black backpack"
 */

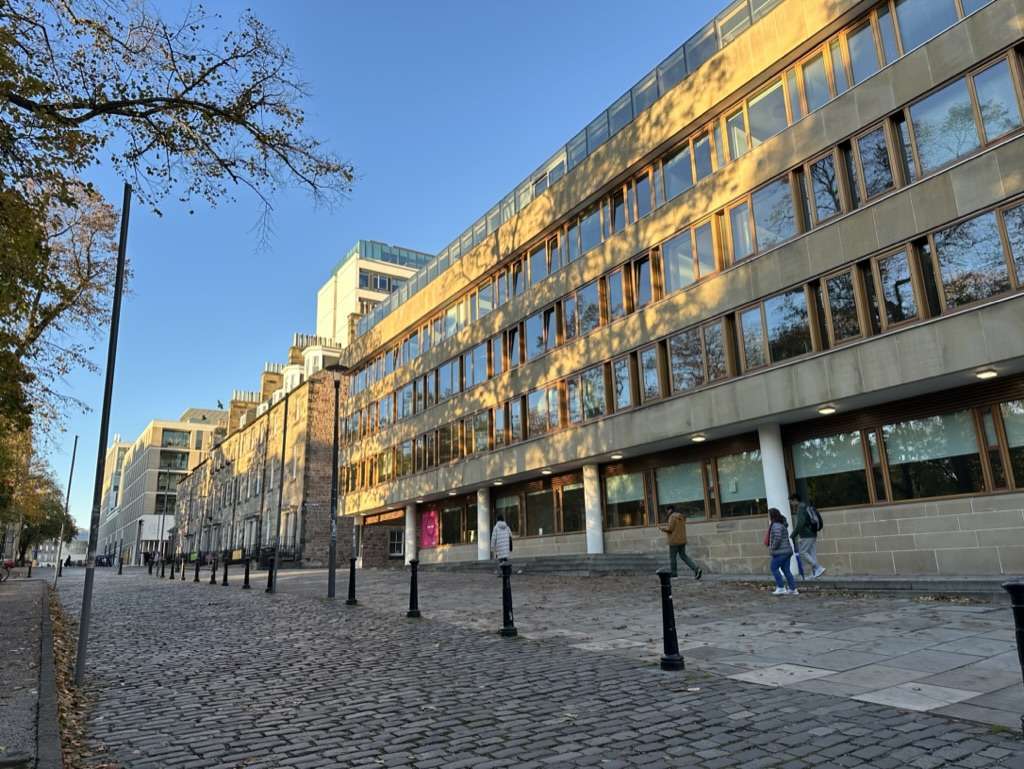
xmin=806 ymin=504 xmax=824 ymax=533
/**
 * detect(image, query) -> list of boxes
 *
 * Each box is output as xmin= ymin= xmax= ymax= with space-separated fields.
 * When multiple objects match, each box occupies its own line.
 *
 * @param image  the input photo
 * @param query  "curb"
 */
xmin=37 ymin=584 xmax=62 ymax=769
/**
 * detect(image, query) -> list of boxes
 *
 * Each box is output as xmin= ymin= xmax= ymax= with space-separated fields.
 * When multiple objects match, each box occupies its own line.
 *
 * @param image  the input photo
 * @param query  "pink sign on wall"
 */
xmin=419 ymin=509 xmax=438 ymax=549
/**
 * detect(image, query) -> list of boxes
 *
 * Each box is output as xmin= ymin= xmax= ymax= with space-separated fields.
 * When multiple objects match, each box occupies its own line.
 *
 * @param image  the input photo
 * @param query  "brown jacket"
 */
xmin=661 ymin=512 xmax=687 ymax=545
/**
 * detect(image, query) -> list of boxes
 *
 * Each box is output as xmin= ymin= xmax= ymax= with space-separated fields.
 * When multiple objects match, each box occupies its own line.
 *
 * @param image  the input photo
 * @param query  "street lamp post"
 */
xmin=327 ymin=375 xmax=340 ymax=599
xmin=267 ymin=391 xmax=289 ymax=594
xmin=54 ymin=435 xmax=79 ymax=586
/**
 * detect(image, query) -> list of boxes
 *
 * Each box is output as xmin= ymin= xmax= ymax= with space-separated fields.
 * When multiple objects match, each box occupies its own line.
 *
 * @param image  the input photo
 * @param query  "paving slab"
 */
xmin=854 ymin=682 xmax=979 ymax=712
xmin=0 ymin=579 xmax=43 ymax=767
xmin=885 ymin=650 xmax=985 ymax=673
xmin=727 ymin=663 xmax=837 ymax=687
xmin=920 ymin=663 xmax=1024 ymax=694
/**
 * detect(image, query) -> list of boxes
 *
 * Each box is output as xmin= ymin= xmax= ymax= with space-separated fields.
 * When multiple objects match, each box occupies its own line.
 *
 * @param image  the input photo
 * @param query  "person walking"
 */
xmin=766 ymin=508 xmax=798 ymax=595
xmin=659 ymin=507 xmax=702 ymax=580
xmin=490 ymin=514 xmax=513 ymax=568
xmin=790 ymin=493 xmax=826 ymax=579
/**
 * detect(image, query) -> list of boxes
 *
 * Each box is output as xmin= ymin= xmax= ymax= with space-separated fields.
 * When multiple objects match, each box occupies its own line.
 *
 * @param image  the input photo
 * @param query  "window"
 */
xmin=526 ymin=489 xmax=556 ymax=536
xmin=398 ymin=383 xmax=414 ymax=419
xmin=387 ymin=529 xmax=404 ymax=558
xmin=792 ymin=432 xmax=871 ymax=507
xmin=438 ymin=359 xmax=460 ymax=400
xmin=739 ymin=306 xmax=766 ymax=369
xmin=478 ymin=281 xmax=494 ymax=318
xmin=725 ymin=109 xmax=748 ymax=159
xmin=159 ymin=450 xmax=189 ymax=470
xmin=529 ymin=243 xmax=548 ymax=285
xmin=581 ymin=365 xmax=607 ymax=420
xmin=663 ymin=229 xmax=695 ymax=293
xmin=655 ymin=463 xmax=706 ymax=521
xmin=894 ymin=0 xmax=958 ymax=53
xmin=875 ymin=249 xmax=919 ymax=326
xmin=747 ymin=79 xmax=788 ymax=147
xmin=397 ymin=441 xmax=413 ymax=477
xmin=1001 ymin=400 xmax=1024 ymax=486
xmin=495 ymin=494 xmax=521 ymax=536
xmin=527 ymin=389 xmax=554 ymax=437
xmin=635 ymin=171 xmax=653 ymax=219
xmin=578 ymin=281 xmax=601 ymax=334
xmin=751 ymin=177 xmax=796 ymax=250
xmin=909 ymin=78 xmax=979 ymax=174
xmin=694 ymin=221 xmax=717 ymax=278
xmin=856 ymin=127 xmax=895 ymax=198
xmin=562 ymin=294 xmax=578 ymax=341
xmin=548 ymin=236 xmax=561 ymax=273
xmin=829 ymin=39 xmax=849 ymax=96
xmin=606 ymin=270 xmax=626 ymax=321
xmin=786 ymin=69 xmax=803 ymax=122
xmin=567 ymin=377 xmax=583 ymax=424
xmin=605 ymin=472 xmax=645 ymax=528
xmin=932 ymin=211 xmax=1010 ymax=308
xmin=846 ymin=23 xmax=880 ymax=84
xmin=693 ymin=133 xmax=713 ymax=181
xmin=437 ymin=425 xmax=453 ymax=464
xmin=703 ymin=321 xmax=729 ymax=381
xmin=580 ymin=207 xmax=602 ymax=254
xmin=1004 ymin=202 xmax=1024 ymax=284
xmin=489 ymin=336 xmax=504 ymax=378
xmin=639 ymin=346 xmax=661 ymax=402
xmin=764 ymin=289 xmax=812 ymax=362
xmin=884 ymin=411 xmax=984 ymax=500
xmin=729 ymin=202 xmax=753 ymax=261
xmin=962 ymin=0 xmax=995 ymax=11
xmin=566 ymin=221 xmax=580 ymax=264
xmin=633 ymin=256 xmax=653 ymax=310
xmin=808 ymin=152 xmax=842 ymax=223
xmin=440 ymin=503 xmax=464 ymax=545
xmin=493 ymin=406 xmax=507 ymax=448
xmin=612 ymin=357 xmax=634 ymax=412
xmin=802 ymin=52 xmax=831 ymax=112
xmin=161 ymin=429 xmax=189 ymax=448
xmin=973 ymin=59 xmax=1022 ymax=142
xmin=468 ymin=343 xmax=488 ymax=387
xmin=470 ymin=412 xmax=489 ymax=455
xmin=507 ymin=326 xmax=521 ymax=369
xmin=509 ymin=398 xmax=524 ymax=442
xmin=525 ymin=312 xmax=545 ymax=361
xmin=543 ymin=307 xmax=558 ymax=355
xmin=716 ymin=450 xmax=767 ymax=518
xmin=664 ymin=144 xmax=694 ymax=200
xmin=561 ymin=483 xmax=586 ymax=532
xmin=823 ymin=271 xmax=862 ymax=343
xmin=669 ymin=329 xmax=705 ymax=392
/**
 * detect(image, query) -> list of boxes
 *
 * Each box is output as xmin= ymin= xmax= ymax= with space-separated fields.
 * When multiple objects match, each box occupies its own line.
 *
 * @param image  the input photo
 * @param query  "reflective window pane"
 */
xmin=580 ymin=207 xmax=602 ymax=253
xmin=752 ymin=176 xmax=796 ymax=250
xmin=1003 ymin=203 xmax=1024 ymax=284
xmin=933 ymin=211 xmax=1010 ymax=307
xmin=605 ymin=472 xmax=645 ymax=528
xmin=612 ymin=357 xmax=633 ymax=411
xmin=847 ymin=23 xmax=880 ymax=84
xmin=635 ymin=173 xmax=652 ymax=219
xmin=527 ymin=390 xmax=549 ymax=437
xmin=640 ymin=347 xmax=660 ymax=401
xmin=582 ymin=365 xmax=606 ymax=419
xmin=740 ymin=306 xmax=766 ymax=369
xmin=786 ymin=69 xmax=803 ymax=121
xmin=664 ymin=144 xmax=694 ymax=200
xmin=656 ymin=463 xmax=706 ymax=521
xmin=525 ymin=312 xmax=544 ymax=361
xmin=695 ymin=221 xmax=717 ymax=277
xmin=717 ymin=451 xmax=768 ymax=518
xmin=663 ymin=229 xmax=695 ymax=294
xmin=809 ymin=153 xmax=842 ymax=222
xmin=729 ymin=202 xmax=753 ymax=260
xmin=973 ymin=59 xmax=1022 ymax=141
xmin=747 ymin=80 xmax=788 ymax=147
xmin=693 ymin=133 xmax=713 ymax=180
xmin=606 ymin=270 xmax=626 ymax=321
xmin=883 ymin=411 xmax=984 ymax=500
xmin=633 ymin=257 xmax=652 ymax=309
xmin=561 ymin=483 xmax=585 ymax=532
xmin=562 ymin=295 xmax=577 ymax=341
xmin=578 ymin=281 xmax=601 ymax=334
xmin=894 ymin=0 xmax=958 ymax=53
xmin=962 ymin=0 xmax=995 ymax=11
xmin=877 ymin=250 xmax=918 ymax=324
xmin=765 ymin=289 xmax=812 ymax=362
xmin=703 ymin=321 xmax=728 ymax=380
xmin=877 ymin=5 xmax=900 ymax=64
xmin=857 ymin=127 xmax=895 ymax=197
xmin=830 ymin=40 xmax=849 ymax=95
xmin=567 ymin=379 xmax=582 ymax=424
xmin=825 ymin=272 xmax=861 ymax=341
xmin=669 ymin=329 xmax=705 ymax=392
xmin=909 ymin=78 xmax=979 ymax=174
xmin=726 ymin=109 xmax=748 ymax=159
xmin=802 ymin=53 xmax=831 ymax=112
xmin=792 ymin=431 xmax=870 ymax=507
xmin=1000 ymin=400 xmax=1024 ymax=486
xmin=526 ymin=489 xmax=556 ymax=537
xmin=529 ymin=244 xmax=547 ymax=285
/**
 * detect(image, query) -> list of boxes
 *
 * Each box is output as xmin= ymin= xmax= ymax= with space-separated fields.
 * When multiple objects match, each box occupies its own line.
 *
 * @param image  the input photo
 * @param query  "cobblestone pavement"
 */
xmin=0 ymin=577 xmax=44 ymax=766
xmin=57 ymin=568 xmax=1024 ymax=769
xmin=266 ymin=565 xmax=1024 ymax=729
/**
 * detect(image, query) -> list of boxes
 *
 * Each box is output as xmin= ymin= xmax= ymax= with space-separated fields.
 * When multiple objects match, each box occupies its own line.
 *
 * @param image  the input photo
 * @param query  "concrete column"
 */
xmin=477 ymin=488 xmax=491 ymax=561
xmin=757 ymin=423 xmax=791 ymax=524
xmin=583 ymin=463 xmax=604 ymax=555
xmin=404 ymin=504 xmax=417 ymax=565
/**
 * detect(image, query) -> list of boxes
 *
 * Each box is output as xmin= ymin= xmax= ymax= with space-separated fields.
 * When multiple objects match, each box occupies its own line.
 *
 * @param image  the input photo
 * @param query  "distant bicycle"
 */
xmin=0 ymin=558 xmax=13 ymax=582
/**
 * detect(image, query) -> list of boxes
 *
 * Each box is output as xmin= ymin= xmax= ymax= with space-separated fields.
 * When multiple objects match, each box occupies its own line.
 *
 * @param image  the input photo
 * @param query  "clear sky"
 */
xmin=45 ymin=0 xmax=713 ymax=529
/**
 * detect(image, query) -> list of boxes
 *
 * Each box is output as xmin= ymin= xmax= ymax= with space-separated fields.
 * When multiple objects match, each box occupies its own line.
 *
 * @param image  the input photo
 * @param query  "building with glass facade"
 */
xmin=334 ymin=0 xmax=1024 ymax=577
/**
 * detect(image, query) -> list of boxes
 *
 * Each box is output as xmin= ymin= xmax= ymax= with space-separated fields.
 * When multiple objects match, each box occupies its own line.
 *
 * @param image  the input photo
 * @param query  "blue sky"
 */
xmin=46 ymin=1 xmax=710 ymax=528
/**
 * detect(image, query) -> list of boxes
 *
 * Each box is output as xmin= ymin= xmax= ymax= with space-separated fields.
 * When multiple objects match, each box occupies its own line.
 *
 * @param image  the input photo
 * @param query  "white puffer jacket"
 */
xmin=490 ymin=520 xmax=512 ymax=559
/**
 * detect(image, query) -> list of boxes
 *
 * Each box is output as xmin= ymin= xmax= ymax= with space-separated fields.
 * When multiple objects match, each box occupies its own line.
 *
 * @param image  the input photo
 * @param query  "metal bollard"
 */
xmin=27 ymin=561 xmax=32 ymax=578
xmin=169 ymin=558 xmax=176 ymax=579
xmin=407 ymin=559 xmax=421 ymax=618
xmin=656 ymin=569 xmax=685 ymax=671
xmin=242 ymin=558 xmax=251 ymax=590
xmin=209 ymin=559 xmax=218 ymax=585
xmin=193 ymin=554 xmax=200 ymax=583
xmin=499 ymin=562 xmax=517 ymax=637
xmin=181 ymin=556 xmax=186 ymax=581
xmin=1001 ymin=581 xmax=1024 ymax=733
xmin=221 ymin=555 xmax=229 ymax=586
xmin=160 ymin=558 xmax=166 ymax=578
xmin=116 ymin=557 xmax=121 ymax=576
xmin=57 ymin=561 xmax=62 ymax=578
xmin=148 ymin=559 xmax=154 ymax=575
xmin=345 ymin=557 xmax=358 ymax=606
xmin=266 ymin=555 xmax=275 ymax=594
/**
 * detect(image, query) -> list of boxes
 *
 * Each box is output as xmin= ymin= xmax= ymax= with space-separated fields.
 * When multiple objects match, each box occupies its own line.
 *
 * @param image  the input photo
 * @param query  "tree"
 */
xmin=0 ymin=0 xmax=354 ymax=434
xmin=15 ymin=467 xmax=73 ymax=564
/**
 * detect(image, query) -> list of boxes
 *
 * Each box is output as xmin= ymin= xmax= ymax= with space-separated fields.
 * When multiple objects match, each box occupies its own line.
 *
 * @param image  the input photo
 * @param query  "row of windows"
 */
xmin=358 ymin=269 xmax=406 ymax=294
xmin=342 ymin=192 xmax=1024 ymax=492
xmin=349 ymin=0 xmax=999 ymax=398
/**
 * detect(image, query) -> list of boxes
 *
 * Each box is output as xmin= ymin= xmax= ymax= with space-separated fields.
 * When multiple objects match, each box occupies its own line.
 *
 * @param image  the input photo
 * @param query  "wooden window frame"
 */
xmin=820 ymin=267 xmax=870 ymax=347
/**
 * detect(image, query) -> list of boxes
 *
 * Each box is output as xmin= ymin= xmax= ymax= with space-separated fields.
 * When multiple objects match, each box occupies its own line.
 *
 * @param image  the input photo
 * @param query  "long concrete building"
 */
xmin=335 ymin=0 xmax=1024 ymax=576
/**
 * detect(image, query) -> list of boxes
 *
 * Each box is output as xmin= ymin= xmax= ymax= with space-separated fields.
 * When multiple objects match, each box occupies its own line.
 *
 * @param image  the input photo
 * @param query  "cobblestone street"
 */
xmin=56 ymin=567 xmax=1024 ymax=768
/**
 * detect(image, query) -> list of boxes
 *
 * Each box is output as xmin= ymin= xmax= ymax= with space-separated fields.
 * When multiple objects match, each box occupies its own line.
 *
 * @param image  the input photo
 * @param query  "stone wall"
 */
xmin=604 ymin=492 xmax=1024 ymax=576
xmin=360 ymin=525 xmax=401 ymax=568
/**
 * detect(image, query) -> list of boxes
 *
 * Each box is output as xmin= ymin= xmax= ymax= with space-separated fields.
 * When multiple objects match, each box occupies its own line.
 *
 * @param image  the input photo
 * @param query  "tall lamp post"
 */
xmin=54 ymin=435 xmax=79 ymax=585
xmin=325 ymin=365 xmax=347 ymax=599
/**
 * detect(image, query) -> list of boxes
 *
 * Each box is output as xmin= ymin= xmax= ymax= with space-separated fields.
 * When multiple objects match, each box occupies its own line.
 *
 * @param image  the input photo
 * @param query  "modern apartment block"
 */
xmin=100 ymin=410 xmax=226 ymax=563
xmin=335 ymin=0 xmax=1024 ymax=577
xmin=316 ymin=240 xmax=434 ymax=350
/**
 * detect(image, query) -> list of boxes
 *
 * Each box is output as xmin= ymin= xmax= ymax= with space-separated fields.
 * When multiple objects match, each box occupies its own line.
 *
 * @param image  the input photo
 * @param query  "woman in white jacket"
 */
xmin=490 ymin=515 xmax=512 ymax=563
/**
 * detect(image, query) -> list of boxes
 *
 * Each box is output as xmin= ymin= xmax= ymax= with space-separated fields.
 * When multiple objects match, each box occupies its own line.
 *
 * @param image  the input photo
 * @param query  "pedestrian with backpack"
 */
xmin=765 ymin=508 xmax=798 ymax=595
xmin=790 ymin=492 xmax=826 ymax=579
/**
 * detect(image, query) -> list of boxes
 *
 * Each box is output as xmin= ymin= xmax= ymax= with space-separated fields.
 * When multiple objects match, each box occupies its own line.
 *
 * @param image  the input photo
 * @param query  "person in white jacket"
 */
xmin=490 ymin=515 xmax=512 ymax=563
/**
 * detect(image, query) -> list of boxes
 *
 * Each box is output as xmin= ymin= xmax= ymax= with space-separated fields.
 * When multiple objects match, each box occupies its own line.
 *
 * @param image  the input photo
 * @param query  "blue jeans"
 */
xmin=770 ymin=554 xmax=796 ymax=590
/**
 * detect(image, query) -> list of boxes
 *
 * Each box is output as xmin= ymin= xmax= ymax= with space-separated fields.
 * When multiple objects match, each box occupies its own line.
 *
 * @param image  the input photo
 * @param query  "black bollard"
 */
xmin=160 ymin=558 xmax=166 ymax=578
xmin=169 ymin=558 xmax=176 ymax=579
xmin=242 ymin=558 xmax=251 ymax=590
xmin=407 ymin=559 xmax=421 ymax=618
xmin=1001 ymin=581 xmax=1024 ymax=733
xmin=221 ymin=554 xmax=229 ymax=586
xmin=148 ymin=559 xmax=154 ymax=575
xmin=193 ymin=554 xmax=200 ymax=583
xmin=499 ymin=562 xmax=517 ymax=637
xmin=181 ymin=556 xmax=186 ymax=581
xmin=116 ymin=556 xmax=121 ymax=576
xmin=345 ymin=557 xmax=358 ymax=606
xmin=266 ymin=555 xmax=275 ymax=593
xmin=27 ymin=561 xmax=32 ymax=578
xmin=209 ymin=559 xmax=218 ymax=585
xmin=656 ymin=568 xmax=685 ymax=671
xmin=57 ymin=561 xmax=62 ymax=578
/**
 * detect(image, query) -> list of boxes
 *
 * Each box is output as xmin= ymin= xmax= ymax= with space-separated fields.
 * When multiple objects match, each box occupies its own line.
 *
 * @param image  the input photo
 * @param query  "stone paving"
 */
xmin=1 ymin=578 xmax=44 ymax=766
xmin=266 ymin=566 xmax=1024 ymax=730
xmin=56 ymin=566 xmax=1024 ymax=768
